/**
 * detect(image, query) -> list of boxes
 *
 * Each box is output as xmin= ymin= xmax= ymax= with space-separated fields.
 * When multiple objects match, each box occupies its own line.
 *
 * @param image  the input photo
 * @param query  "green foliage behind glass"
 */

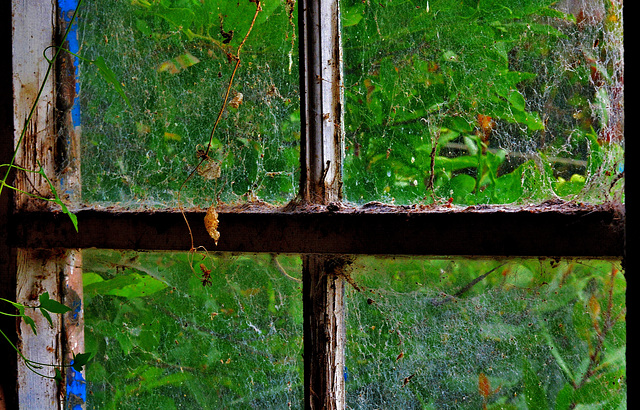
xmin=79 ymin=0 xmax=300 ymax=207
xmin=341 ymin=0 xmax=624 ymax=205
xmin=345 ymin=258 xmax=626 ymax=408
xmin=83 ymin=250 xmax=303 ymax=408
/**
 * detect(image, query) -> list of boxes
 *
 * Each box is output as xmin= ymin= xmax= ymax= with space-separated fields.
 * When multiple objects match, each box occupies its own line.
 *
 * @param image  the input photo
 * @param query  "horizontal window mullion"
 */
xmin=9 ymin=205 xmax=624 ymax=258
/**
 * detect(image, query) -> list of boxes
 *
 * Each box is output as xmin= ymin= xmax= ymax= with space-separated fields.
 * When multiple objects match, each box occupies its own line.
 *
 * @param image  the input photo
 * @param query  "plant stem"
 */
xmin=0 ymin=0 xmax=83 ymax=199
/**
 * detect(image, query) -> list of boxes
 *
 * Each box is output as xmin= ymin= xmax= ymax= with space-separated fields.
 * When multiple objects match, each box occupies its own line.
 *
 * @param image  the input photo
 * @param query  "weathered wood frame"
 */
xmin=4 ymin=1 xmax=84 ymax=409
xmin=1 ymin=0 xmax=625 ymax=409
xmin=298 ymin=0 xmax=348 ymax=406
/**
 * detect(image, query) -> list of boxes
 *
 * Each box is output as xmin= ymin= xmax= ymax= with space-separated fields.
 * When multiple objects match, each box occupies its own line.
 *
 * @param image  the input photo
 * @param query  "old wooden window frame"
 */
xmin=1 ymin=0 xmax=625 ymax=409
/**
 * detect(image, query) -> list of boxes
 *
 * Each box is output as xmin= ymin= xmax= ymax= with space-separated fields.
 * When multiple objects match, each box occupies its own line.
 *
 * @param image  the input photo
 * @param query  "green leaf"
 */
xmin=342 ymin=4 xmax=364 ymax=27
xmin=0 ymin=297 xmax=25 ymax=313
xmin=54 ymin=368 xmax=63 ymax=383
xmin=572 ymin=298 xmax=593 ymax=343
xmin=40 ymin=308 xmax=53 ymax=327
xmin=494 ymin=170 xmax=525 ymax=203
xmin=91 ymin=56 xmax=131 ymax=107
xmin=84 ymin=271 xmax=167 ymax=299
xmin=573 ymin=373 xmax=625 ymax=407
xmin=154 ymin=6 xmax=195 ymax=31
xmin=35 ymin=164 xmax=78 ymax=231
xmin=601 ymin=345 xmax=626 ymax=371
xmin=82 ymin=272 xmax=105 ymax=287
xmin=541 ymin=323 xmax=574 ymax=381
xmin=522 ymin=358 xmax=548 ymax=409
xmin=38 ymin=292 xmax=72 ymax=314
xmin=507 ymin=89 xmax=526 ymax=112
xmin=434 ymin=155 xmax=478 ymax=173
xmin=72 ymin=352 xmax=93 ymax=372
xmin=442 ymin=50 xmax=460 ymax=62
xmin=23 ymin=315 xmax=37 ymax=335
xmin=444 ymin=116 xmax=474 ymax=134
xmin=593 ymin=87 xmax=610 ymax=126
xmin=521 ymin=111 xmax=545 ymax=131
xmin=58 ymin=200 xmax=78 ymax=232
xmin=115 ymin=332 xmax=134 ymax=356
xmin=448 ymin=174 xmax=476 ymax=200
xmin=554 ymin=383 xmax=574 ymax=410
xmin=135 ymin=18 xmax=152 ymax=36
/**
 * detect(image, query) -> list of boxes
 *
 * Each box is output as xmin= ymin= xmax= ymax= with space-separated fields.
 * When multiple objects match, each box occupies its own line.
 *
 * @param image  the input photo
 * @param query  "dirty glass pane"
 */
xmin=82 ymin=250 xmax=303 ymax=408
xmin=78 ymin=0 xmax=299 ymax=207
xmin=345 ymin=257 xmax=626 ymax=408
xmin=341 ymin=0 xmax=624 ymax=205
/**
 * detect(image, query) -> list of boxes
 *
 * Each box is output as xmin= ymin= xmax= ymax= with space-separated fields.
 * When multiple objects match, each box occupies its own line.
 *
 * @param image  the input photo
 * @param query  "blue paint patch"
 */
xmin=58 ymin=0 xmax=82 ymax=129
xmin=58 ymin=0 xmax=79 ymax=17
xmin=71 ymin=96 xmax=82 ymax=129
xmin=66 ymin=360 xmax=87 ymax=409
xmin=58 ymin=1 xmax=86 ymax=390
xmin=71 ymin=299 xmax=82 ymax=320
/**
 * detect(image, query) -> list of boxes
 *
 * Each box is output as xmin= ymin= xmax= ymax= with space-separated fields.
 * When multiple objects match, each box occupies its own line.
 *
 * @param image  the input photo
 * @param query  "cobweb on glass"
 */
xmin=82 ymin=250 xmax=303 ymax=408
xmin=345 ymin=257 xmax=626 ymax=409
xmin=77 ymin=0 xmax=300 ymax=208
xmin=341 ymin=0 xmax=623 ymax=205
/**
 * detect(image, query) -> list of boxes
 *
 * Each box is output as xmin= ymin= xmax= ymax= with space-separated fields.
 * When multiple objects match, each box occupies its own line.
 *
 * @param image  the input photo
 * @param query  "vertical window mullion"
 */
xmin=299 ymin=0 xmax=344 ymax=204
xmin=11 ymin=0 xmax=62 ymax=406
xmin=10 ymin=1 xmax=85 ymax=408
xmin=299 ymin=0 xmax=346 ymax=408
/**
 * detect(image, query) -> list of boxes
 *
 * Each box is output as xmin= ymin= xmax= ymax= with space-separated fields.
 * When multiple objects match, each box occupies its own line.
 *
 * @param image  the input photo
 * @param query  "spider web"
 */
xmin=82 ymin=250 xmax=303 ymax=408
xmin=341 ymin=0 xmax=624 ymax=205
xmin=345 ymin=257 xmax=626 ymax=408
xmin=76 ymin=0 xmax=300 ymax=208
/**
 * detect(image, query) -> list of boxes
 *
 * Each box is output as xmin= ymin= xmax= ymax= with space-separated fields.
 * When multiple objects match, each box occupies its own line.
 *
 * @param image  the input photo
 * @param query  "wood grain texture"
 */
xmin=11 ymin=3 xmax=85 ymax=409
xmin=12 ymin=0 xmax=57 ymax=212
xmin=16 ymin=249 xmax=64 ymax=409
xmin=12 ymin=1 xmax=62 ymax=408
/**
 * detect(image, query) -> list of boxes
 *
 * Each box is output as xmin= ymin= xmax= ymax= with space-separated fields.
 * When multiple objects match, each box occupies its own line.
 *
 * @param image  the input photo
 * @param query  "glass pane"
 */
xmin=83 ymin=250 xmax=303 ymax=408
xmin=341 ymin=0 xmax=624 ymax=205
xmin=345 ymin=257 xmax=626 ymax=408
xmin=78 ymin=0 xmax=300 ymax=207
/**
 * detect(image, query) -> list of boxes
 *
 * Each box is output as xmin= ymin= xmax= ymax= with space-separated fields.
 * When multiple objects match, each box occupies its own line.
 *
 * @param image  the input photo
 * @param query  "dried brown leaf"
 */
xmin=229 ymin=92 xmax=243 ymax=109
xmin=479 ymin=372 xmax=491 ymax=399
xmin=197 ymin=158 xmax=222 ymax=180
xmin=204 ymin=204 xmax=220 ymax=245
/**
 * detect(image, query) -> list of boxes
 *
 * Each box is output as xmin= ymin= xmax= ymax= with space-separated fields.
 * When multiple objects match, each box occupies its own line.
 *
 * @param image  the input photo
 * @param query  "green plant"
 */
xmin=78 ymin=0 xmax=301 ymax=206
xmin=0 ymin=0 xmax=125 ymax=382
xmin=0 ymin=0 xmax=130 ymax=225
xmin=341 ymin=0 xmax=624 ymax=205
xmin=67 ymin=1 xmax=625 ymax=407
xmin=344 ymin=258 xmax=626 ymax=408
xmin=0 ymin=293 xmax=92 ymax=382
xmin=82 ymin=251 xmax=303 ymax=408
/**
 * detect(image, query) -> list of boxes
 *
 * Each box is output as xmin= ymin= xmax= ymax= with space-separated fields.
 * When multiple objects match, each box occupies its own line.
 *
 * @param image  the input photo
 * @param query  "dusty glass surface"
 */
xmin=83 ymin=250 xmax=303 ymax=408
xmin=78 ymin=0 xmax=300 ymax=207
xmin=345 ymin=257 xmax=626 ymax=408
xmin=341 ymin=0 xmax=624 ymax=205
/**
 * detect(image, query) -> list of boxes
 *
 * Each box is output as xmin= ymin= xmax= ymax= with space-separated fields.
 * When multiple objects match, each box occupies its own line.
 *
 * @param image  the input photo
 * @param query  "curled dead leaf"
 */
xmin=229 ymin=92 xmax=243 ymax=109
xmin=478 ymin=372 xmax=491 ymax=399
xmin=476 ymin=114 xmax=495 ymax=144
xmin=197 ymin=158 xmax=222 ymax=180
xmin=204 ymin=204 xmax=220 ymax=245
xmin=199 ymin=263 xmax=212 ymax=286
